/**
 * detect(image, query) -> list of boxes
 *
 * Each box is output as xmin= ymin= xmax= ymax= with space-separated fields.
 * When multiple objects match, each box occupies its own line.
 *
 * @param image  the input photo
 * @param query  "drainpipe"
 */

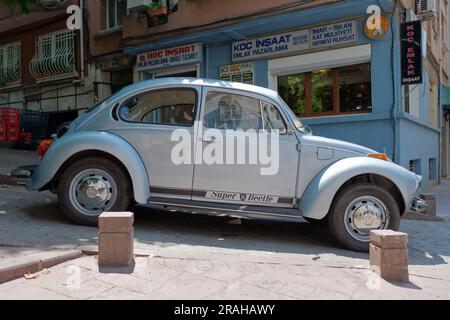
xmin=79 ymin=0 xmax=85 ymax=81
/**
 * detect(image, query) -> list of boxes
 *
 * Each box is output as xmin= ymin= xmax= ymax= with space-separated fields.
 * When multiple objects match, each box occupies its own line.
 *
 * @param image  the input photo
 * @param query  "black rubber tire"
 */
xmin=58 ymin=157 xmax=131 ymax=226
xmin=304 ymin=216 xmax=328 ymax=226
xmin=328 ymin=183 xmax=400 ymax=252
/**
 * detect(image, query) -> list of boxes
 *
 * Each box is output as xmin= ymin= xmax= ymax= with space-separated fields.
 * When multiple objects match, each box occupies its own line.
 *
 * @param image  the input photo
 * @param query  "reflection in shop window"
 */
xmin=311 ymin=69 xmax=333 ymax=113
xmin=278 ymin=63 xmax=372 ymax=117
xmin=278 ymin=74 xmax=306 ymax=116
xmin=339 ymin=64 xmax=372 ymax=113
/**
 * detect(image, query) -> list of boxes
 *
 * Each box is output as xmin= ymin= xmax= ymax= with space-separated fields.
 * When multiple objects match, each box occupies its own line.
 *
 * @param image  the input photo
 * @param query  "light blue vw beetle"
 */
xmin=27 ymin=78 xmax=425 ymax=252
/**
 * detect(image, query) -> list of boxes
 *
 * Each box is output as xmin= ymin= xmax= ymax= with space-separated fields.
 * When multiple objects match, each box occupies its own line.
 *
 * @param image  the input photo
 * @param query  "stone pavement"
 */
xmin=0 ymin=251 xmax=448 ymax=300
xmin=0 ymin=182 xmax=449 ymax=299
xmin=0 ymin=149 xmax=39 ymax=175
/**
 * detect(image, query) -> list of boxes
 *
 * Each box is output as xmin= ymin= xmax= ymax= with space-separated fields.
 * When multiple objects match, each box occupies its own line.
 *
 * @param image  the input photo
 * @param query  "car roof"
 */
xmin=120 ymin=77 xmax=280 ymax=101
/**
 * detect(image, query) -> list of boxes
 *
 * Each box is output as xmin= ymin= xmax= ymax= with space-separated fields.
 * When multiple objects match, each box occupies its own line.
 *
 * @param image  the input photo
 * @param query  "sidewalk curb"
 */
xmin=402 ymin=212 xmax=445 ymax=222
xmin=0 ymin=250 xmax=83 ymax=285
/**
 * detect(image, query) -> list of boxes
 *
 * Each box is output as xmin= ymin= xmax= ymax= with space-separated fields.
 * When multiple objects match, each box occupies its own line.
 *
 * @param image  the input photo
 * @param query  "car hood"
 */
xmin=301 ymin=135 xmax=378 ymax=155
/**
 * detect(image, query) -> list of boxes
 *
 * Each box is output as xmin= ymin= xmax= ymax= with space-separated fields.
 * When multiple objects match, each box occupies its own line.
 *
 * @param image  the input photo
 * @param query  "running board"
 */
xmin=146 ymin=196 xmax=303 ymax=221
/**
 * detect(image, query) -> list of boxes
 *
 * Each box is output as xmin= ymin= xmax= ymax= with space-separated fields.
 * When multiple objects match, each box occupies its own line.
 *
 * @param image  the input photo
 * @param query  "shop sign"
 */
xmin=232 ymin=29 xmax=310 ymax=62
xmin=400 ymin=21 xmax=423 ymax=85
xmin=232 ymin=20 xmax=357 ymax=62
xmin=311 ymin=20 xmax=357 ymax=48
xmin=219 ymin=62 xmax=254 ymax=84
xmin=137 ymin=43 xmax=202 ymax=71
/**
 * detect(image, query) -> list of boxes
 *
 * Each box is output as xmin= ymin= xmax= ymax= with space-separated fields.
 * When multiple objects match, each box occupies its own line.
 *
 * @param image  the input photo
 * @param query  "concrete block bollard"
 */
xmin=420 ymin=193 xmax=436 ymax=216
xmin=98 ymin=212 xmax=134 ymax=267
xmin=370 ymin=230 xmax=409 ymax=282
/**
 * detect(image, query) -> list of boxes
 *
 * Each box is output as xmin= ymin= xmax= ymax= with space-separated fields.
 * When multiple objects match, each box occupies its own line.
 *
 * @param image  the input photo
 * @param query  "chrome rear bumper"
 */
xmin=410 ymin=197 xmax=428 ymax=213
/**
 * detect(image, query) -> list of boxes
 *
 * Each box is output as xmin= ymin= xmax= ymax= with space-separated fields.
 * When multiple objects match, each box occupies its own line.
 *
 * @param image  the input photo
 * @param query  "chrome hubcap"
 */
xmin=69 ymin=169 xmax=117 ymax=216
xmin=344 ymin=196 xmax=389 ymax=242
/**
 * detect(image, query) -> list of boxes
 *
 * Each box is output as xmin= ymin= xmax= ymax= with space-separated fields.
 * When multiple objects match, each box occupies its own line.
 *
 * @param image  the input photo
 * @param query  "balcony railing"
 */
xmin=30 ymin=29 xmax=78 ymax=82
xmin=0 ymin=42 xmax=21 ymax=85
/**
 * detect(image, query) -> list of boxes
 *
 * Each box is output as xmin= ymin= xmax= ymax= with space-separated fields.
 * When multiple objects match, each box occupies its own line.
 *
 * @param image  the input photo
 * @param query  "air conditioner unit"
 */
xmin=417 ymin=0 xmax=438 ymax=20
xmin=127 ymin=0 xmax=153 ymax=13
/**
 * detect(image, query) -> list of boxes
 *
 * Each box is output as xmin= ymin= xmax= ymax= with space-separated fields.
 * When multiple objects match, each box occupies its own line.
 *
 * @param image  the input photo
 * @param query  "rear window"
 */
xmin=119 ymin=88 xmax=197 ymax=126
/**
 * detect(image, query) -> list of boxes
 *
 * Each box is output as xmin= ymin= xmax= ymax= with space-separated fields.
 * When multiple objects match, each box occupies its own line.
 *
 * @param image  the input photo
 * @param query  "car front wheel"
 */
xmin=328 ymin=183 xmax=400 ymax=252
xmin=58 ymin=157 xmax=131 ymax=226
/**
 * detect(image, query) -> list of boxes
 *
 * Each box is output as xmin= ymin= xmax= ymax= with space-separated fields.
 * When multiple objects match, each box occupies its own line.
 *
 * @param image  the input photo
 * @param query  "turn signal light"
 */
xmin=367 ymin=153 xmax=389 ymax=161
xmin=37 ymin=139 xmax=54 ymax=159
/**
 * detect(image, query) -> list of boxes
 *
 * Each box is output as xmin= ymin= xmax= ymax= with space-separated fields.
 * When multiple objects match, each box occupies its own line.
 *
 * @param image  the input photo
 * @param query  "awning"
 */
xmin=444 ymin=86 xmax=450 ymax=110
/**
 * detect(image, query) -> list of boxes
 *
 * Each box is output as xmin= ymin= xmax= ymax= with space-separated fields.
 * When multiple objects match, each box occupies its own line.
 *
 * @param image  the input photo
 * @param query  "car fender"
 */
xmin=27 ymin=131 xmax=150 ymax=204
xmin=299 ymin=157 xmax=419 ymax=220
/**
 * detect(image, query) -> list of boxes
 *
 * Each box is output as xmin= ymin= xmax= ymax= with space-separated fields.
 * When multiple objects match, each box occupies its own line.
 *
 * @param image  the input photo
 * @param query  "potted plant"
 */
xmin=145 ymin=2 xmax=168 ymax=17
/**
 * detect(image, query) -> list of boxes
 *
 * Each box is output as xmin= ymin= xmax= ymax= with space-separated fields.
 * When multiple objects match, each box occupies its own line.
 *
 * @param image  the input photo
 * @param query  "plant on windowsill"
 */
xmin=144 ymin=2 xmax=168 ymax=27
xmin=145 ymin=2 xmax=168 ymax=18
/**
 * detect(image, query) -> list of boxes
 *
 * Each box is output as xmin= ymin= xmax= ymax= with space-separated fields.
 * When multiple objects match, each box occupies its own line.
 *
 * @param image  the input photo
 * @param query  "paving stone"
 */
xmin=0 ymin=284 xmax=72 ymax=300
xmin=90 ymin=286 xmax=148 ymax=300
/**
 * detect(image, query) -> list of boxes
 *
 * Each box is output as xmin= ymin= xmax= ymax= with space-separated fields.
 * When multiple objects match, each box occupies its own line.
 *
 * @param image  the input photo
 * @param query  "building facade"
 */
xmin=1 ymin=0 xmax=449 ymax=188
xmin=0 ymin=0 xmax=91 ymax=134
xmin=117 ymin=0 xmax=448 ymax=187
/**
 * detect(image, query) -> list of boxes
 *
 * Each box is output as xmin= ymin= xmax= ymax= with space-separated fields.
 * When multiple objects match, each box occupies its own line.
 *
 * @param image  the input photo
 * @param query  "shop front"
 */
xmin=136 ymin=43 xmax=202 ymax=80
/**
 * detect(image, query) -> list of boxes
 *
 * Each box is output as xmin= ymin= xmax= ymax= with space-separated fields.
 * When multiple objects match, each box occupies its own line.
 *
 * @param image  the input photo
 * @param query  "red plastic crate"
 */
xmin=0 ymin=107 xmax=21 ymax=142
xmin=0 ymin=126 xmax=6 ymax=142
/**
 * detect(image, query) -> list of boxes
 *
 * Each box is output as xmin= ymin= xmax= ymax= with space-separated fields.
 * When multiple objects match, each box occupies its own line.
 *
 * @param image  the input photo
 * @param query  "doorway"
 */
xmin=155 ymin=70 xmax=197 ymax=79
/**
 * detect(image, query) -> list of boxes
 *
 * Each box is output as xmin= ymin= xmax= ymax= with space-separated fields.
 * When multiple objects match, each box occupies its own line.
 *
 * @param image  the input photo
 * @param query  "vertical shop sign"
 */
xmin=401 ymin=21 xmax=423 ymax=85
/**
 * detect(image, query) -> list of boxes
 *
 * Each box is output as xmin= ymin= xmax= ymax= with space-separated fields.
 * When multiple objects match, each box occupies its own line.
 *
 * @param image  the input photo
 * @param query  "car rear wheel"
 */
xmin=58 ymin=157 xmax=131 ymax=226
xmin=328 ymin=183 xmax=400 ymax=252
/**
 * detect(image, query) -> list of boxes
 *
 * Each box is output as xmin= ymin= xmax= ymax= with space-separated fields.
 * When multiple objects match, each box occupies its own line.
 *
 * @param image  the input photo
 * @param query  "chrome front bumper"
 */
xmin=410 ymin=197 xmax=428 ymax=214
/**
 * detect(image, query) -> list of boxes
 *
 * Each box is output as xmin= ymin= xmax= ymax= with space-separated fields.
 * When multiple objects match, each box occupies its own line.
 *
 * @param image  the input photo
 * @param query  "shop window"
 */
xmin=339 ymin=64 xmax=372 ymax=113
xmin=278 ymin=63 xmax=372 ymax=117
xmin=277 ymin=73 xmax=306 ymax=116
xmin=119 ymin=88 xmax=196 ymax=126
xmin=203 ymin=92 xmax=263 ymax=130
xmin=311 ymin=69 xmax=334 ymax=113
xmin=107 ymin=0 xmax=127 ymax=29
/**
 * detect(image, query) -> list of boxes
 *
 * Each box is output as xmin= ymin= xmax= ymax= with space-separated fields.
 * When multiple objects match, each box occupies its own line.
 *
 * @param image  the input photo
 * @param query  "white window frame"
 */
xmin=0 ymin=42 xmax=21 ymax=85
xmin=107 ymin=0 xmax=127 ymax=29
xmin=30 ymin=29 xmax=77 ymax=82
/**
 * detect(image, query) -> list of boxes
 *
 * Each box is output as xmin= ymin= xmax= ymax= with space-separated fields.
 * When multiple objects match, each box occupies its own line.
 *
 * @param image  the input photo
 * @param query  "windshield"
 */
xmin=278 ymin=96 xmax=309 ymax=133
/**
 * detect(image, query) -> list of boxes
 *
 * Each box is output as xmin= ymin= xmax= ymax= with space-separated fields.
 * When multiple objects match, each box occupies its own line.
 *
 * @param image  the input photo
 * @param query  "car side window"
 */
xmin=119 ymin=88 xmax=196 ymax=126
xmin=203 ymin=91 xmax=263 ymax=130
xmin=261 ymin=101 xmax=287 ymax=134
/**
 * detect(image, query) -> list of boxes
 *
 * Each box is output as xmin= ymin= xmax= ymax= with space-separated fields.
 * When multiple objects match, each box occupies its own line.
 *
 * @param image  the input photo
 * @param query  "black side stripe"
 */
xmin=150 ymin=186 xmax=294 ymax=205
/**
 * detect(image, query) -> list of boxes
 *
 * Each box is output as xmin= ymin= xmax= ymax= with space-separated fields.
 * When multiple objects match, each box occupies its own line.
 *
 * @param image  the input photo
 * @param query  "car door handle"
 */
xmin=202 ymin=136 xmax=216 ymax=144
